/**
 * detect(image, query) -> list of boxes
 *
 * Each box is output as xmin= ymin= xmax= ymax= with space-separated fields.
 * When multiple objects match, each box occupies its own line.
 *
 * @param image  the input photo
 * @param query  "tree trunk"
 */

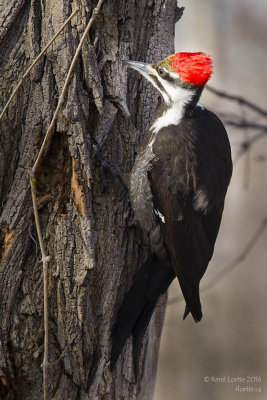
xmin=0 ymin=1 xmax=181 ymax=399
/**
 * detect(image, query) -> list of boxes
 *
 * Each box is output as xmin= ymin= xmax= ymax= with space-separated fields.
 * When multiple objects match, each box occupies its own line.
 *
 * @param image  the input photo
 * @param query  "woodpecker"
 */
xmin=111 ymin=52 xmax=232 ymax=375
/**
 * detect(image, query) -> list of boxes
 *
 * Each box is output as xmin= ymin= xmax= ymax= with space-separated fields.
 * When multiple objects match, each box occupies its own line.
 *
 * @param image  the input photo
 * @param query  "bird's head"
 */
xmin=126 ymin=52 xmax=212 ymax=106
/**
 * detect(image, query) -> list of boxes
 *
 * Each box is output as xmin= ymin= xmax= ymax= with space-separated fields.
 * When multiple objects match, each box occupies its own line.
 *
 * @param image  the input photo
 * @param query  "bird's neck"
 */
xmin=150 ymin=86 xmax=203 ymax=134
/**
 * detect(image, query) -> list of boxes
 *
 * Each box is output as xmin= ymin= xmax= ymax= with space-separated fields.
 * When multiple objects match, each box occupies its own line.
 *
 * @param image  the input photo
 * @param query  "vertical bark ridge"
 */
xmin=0 ymin=1 xmax=181 ymax=398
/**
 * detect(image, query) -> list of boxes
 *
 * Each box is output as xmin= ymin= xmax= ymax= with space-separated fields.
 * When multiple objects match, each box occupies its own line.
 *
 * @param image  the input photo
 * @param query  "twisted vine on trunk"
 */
xmin=0 ymin=1 xmax=182 ymax=398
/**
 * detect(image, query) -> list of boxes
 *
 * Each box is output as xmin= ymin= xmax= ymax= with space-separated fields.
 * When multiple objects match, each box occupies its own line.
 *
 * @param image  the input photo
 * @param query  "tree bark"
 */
xmin=0 ymin=1 xmax=182 ymax=399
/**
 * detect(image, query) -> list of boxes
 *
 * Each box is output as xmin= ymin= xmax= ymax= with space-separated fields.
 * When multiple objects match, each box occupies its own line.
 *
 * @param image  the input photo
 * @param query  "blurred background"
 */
xmin=155 ymin=0 xmax=267 ymax=399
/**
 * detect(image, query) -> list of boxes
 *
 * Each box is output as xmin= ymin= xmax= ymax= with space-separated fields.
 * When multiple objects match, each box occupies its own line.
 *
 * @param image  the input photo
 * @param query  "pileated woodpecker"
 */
xmin=111 ymin=52 xmax=232 ymax=375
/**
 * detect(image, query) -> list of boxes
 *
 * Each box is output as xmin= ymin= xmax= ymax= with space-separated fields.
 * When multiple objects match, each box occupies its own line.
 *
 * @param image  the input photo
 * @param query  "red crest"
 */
xmin=169 ymin=52 xmax=213 ymax=86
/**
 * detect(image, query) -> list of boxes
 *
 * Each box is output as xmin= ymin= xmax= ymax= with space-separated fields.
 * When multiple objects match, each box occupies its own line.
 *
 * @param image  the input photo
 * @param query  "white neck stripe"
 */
xmin=150 ymin=88 xmax=194 ymax=133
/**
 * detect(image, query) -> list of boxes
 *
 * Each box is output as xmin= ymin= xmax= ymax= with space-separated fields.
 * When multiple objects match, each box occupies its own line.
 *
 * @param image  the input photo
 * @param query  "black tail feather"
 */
xmin=110 ymin=253 xmax=175 ymax=374
xmin=110 ymin=255 xmax=158 ymax=370
xmin=183 ymin=304 xmax=190 ymax=320
xmin=132 ymin=299 xmax=158 ymax=378
xmin=180 ymin=279 xmax=202 ymax=322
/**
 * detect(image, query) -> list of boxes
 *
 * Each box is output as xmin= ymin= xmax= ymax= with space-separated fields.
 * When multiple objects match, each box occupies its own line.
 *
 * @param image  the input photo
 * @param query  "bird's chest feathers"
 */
xmin=150 ymin=103 xmax=184 ymax=133
xmin=150 ymin=87 xmax=194 ymax=134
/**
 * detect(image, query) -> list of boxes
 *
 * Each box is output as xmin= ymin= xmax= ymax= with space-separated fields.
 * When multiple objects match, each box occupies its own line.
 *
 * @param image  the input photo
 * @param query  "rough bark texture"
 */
xmin=0 ymin=1 xmax=181 ymax=399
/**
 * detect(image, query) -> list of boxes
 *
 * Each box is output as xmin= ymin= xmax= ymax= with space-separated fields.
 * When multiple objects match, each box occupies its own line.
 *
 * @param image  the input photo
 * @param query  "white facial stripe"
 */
xmin=156 ymin=75 xmax=191 ymax=103
xmin=132 ymin=65 xmax=171 ymax=104
xmin=137 ymin=65 xmax=194 ymax=133
xmin=150 ymin=86 xmax=194 ymax=133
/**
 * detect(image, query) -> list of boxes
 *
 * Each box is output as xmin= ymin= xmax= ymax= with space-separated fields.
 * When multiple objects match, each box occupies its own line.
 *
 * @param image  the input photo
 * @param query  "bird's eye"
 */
xmin=158 ymin=67 xmax=166 ymax=77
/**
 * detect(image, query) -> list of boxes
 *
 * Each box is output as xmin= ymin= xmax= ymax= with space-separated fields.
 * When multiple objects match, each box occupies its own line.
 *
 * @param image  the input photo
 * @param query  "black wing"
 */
xmin=149 ymin=107 xmax=232 ymax=321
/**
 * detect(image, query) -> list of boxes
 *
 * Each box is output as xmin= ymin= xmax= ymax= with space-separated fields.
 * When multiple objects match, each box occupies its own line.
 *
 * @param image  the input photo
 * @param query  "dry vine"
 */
xmin=0 ymin=9 xmax=78 ymax=122
xmin=30 ymin=2 xmax=105 ymax=398
xmin=1 ymin=1 xmax=105 ymax=398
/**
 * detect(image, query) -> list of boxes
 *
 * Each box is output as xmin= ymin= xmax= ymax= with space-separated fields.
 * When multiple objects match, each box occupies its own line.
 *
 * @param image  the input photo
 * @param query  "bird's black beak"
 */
xmin=124 ymin=60 xmax=154 ymax=78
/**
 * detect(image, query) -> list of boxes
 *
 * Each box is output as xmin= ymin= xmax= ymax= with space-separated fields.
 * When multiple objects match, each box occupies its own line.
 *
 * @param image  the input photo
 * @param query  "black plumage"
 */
xmin=111 ymin=55 xmax=232 ymax=377
xmin=111 ymin=254 xmax=175 ymax=377
xmin=149 ymin=106 xmax=232 ymax=321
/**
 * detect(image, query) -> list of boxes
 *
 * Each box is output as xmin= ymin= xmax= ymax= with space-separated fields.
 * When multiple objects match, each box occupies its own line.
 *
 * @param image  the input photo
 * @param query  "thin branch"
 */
xmin=234 ymin=130 xmax=267 ymax=163
xmin=202 ymin=218 xmax=267 ymax=293
xmin=206 ymin=85 xmax=267 ymax=119
xmin=49 ymin=333 xmax=78 ymax=366
xmin=29 ymin=174 xmax=50 ymax=400
xmin=216 ymin=111 xmax=267 ymax=131
xmin=28 ymin=223 xmax=38 ymax=255
xmin=225 ymin=120 xmax=267 ymax=131
xmin=0 ymin=9 xmax=78 ymax=122
xmin=168 ymin=217 xmax=267 ymax=306
xmin=215 ymin=111 xmax=267 ymax=163
xmin=32 ymin=0 xmax=105 ymax=174
xmin=27 ymin=3 xmax=105 ymax=399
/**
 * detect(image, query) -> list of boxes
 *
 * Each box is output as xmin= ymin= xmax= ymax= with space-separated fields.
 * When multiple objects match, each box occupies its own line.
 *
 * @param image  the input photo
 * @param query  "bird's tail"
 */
xmin=110 ymin=253 xmax=175 ymax=377
xmin=181 ymin=279 xmax=202 ymax=322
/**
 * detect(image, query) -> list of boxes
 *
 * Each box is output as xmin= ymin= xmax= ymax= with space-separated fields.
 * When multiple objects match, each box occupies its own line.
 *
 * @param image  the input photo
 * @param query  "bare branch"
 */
xmin=29 ymin=174 xmax=50 ymax=400
xmin=49 ymin=333 xmax=78 ymax=366
xmin=27 ymin=2 xmax=105 ymax=398
xmin=234 ymin=130 xmax=267 ymax=163
xmin=202 ymin=218 xmax=267 ymax=293
xmin=214 ymin=109 xmax=267 ymax=163
xmin=0 ymin=9 xmax=78 ymax=122
xmin=32 ymin=0 xmax=105 ymax=174
xmin=225 ymin=120 xmax=267 ymax=131
xmin=206 ymin=85 xmax=267 ymax=119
